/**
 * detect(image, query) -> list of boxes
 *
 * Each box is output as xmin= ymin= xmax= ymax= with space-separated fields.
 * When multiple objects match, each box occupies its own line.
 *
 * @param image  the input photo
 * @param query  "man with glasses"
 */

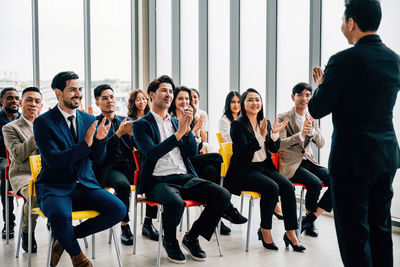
xmin=277 ymin=82 xmax=331 ymax=238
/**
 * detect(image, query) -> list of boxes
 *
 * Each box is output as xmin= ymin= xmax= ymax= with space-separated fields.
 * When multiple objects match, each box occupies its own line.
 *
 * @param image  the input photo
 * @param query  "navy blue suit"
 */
xmin=33 ymin=106 xmax=126 ymax=255
xmin=132 ymin=112 xmax=230 ymax=241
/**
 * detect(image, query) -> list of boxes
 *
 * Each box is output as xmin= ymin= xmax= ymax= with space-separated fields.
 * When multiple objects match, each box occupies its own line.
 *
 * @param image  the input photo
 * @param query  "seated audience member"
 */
xmin=169 ymin=86 xmax=247 ymax=236
xmin=277 ymin=82 xmax=331 ymax=237
xmin=224 ymin=88 xmax=305 ymax=251
xmin=0 ymin=87 xmax=20 ymax=239
xmin=219 ymin=91 xmax=241 ymax=143
xmin=190 ymin=88 xmax=212 ymax=153
xmin=132 ymin=75 xmax=231 ymax=263
xmin=93 ymin=85 xmax=159 ymax=244
xmin=2 ymin=87 xmax=42 ymax=252
xmin=33 ymin=71 xmax=126 ymax=267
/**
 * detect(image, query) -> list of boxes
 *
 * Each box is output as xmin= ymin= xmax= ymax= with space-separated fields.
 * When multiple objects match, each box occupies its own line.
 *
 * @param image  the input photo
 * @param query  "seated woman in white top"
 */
xmin=218 ymin=91 xmax=241 ymax=142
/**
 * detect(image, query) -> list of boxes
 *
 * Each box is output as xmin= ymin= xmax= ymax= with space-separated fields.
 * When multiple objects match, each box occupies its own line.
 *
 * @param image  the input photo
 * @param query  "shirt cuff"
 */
xmin=307 ymin=128 xmax=315 ymax=137
xmin=299 ymin=133 xmax=305 ymax=142
xmin=270 ymin=131 xmax=279 ymax=142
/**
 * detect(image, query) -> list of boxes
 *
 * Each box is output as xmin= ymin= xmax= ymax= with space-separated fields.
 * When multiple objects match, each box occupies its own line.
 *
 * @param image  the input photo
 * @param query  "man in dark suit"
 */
xmin=308 ymin=1 xmax=400 ymax=266
xmin=132 ymin=75 xmax=231 ymax=264
xmin=33 ymin=71 xmax=126 ymax=267
xmin=0 ymin=87 xmax=20 ymax=240
xmin=92 ymin=84 xmax=159 ymax=245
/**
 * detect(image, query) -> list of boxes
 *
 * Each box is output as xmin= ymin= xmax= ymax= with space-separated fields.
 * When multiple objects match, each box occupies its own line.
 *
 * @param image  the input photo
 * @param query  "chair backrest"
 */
xmin=29 ymin=155 xmax=42 ymax=182
xmin=271 ymin=152 xmax=279 ymax=170
xmin=132 ymin=150 xmax=141 ymax=186
xmin=5 ymin=148 xmax=11 ymax=165
xmin=216 ymin=132 xmax=223 ymax=145
xmin=220 ymin=142 xmax=233 ymax=175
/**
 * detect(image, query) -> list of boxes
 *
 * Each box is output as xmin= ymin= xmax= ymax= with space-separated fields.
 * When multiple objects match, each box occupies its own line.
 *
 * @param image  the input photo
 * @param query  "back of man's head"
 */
xmin=345 ymin=0 xmax=381 ymax=32
xmin=51 ymin=71 xmax=79 ymax=91
xmin=147 ymin=75 xmax=175 ymax=99
xmin=94 ymin=84 xmax=113 ymax=100
xmin=22 ymin=87 xmax=42 ymax=98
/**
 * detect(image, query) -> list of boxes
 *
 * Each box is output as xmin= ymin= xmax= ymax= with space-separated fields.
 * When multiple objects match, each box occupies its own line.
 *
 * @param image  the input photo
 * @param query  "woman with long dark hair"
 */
xmin=224 ymin=88 xmax=305 ymax=251
xmin=219 ymin=91 xmax=241 ymax=142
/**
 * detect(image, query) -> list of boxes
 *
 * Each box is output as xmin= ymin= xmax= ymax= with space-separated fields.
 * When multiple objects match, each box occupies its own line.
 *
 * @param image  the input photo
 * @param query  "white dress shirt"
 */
xmin=294 ymin=111 xmax=315 ymax=160
xmin=151 ymin=111 xmax=188 ymax=176
xmin=57 ymin=104 xmax=77 ymax=136
xmin=252 ymin=126 xmax=279 ymax=162
xmin=218 ymin=115 xmax=232 ymax=142
xmin=194 ymin=109 xmax=209 ymax=132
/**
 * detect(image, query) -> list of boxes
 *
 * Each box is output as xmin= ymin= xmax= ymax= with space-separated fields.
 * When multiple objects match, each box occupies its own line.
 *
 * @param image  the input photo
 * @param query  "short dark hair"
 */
xmin=147 ymin=75 xmax=175 ymax=97
xmin=22 ymin=87 xmax=42 ymax=98
xmin=345 ymin=0 xmax=381 ymax=32
xmin=51 ymin=71 xmax=79 ymax=91
xmin=292 ymin=82 xmax=312 ymax=95
xmin=93 ymin=84 xmax=113 ymax=99
xmin=0 ymin=87 xmax=18 ymax=98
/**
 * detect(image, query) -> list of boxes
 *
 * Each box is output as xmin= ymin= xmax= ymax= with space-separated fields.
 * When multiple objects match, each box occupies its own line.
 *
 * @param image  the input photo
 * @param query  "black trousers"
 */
xmin=248 ymin=163 xmax=298 ymax=230
xmin=290 ymin=160 xmax=332 ymax=212
xmin=331 ymin=171 xmax=396 ymax=267
xmin=0 ymin=158 xmax=15 ymax=225
xmin=102 ymin=168 xmax=157 ymax=222
xmin=191 ymin=153 xmax=223 ymax=185
xmin=147 ymin=174 xmax=230 ymax=242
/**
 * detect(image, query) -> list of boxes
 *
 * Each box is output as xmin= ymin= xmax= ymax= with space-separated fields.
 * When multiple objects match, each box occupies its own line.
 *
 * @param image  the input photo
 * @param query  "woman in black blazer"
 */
xmin=224 ymin=88 xmax=305 ymax=251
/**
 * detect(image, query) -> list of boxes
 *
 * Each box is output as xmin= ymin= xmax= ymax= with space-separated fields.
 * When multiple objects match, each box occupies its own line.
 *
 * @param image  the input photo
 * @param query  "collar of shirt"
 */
xmin=150 ymin=110 xmax=171 ymax=124
xmin=57 ymin=104 xmax=77 ymax=121
xmin=22 ymin=115 xmax=33 ymax=128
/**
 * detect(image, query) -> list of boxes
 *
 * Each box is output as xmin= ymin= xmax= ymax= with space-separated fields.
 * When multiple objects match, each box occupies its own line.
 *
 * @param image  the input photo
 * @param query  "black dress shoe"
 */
xmin=22 ymin=232 xmax=37 ymax=253
xmin=2 ymin=223 xmax=15 ymax=239
xmin=220 ymin=221 xmax=231 ymax=235
xmin=142 ymin=222 xmax=159 ymax=241
xmin=121 ymin=225 xmax=133 ymax=245
xmin=257 ymin=228 xmax=278 ymax=250
xmin=273 ymin=211 xmax=284 ymax=220
xmin=301 ymin=215 xmax=318 ymax=237
xmin=163 ymin=239 xmax=186 ymax=264
xmin=182 ymin=235 xmax=207 ymax=262
xmin=222 ymin=208 xmax=247 ymax=224
xmin=283 ymin=233 xmax=306 ymax=252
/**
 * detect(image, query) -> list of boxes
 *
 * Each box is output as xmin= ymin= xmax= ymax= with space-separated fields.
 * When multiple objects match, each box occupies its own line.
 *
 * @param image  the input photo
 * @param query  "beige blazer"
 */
xmin=277 ymin=108 xmax=325 ymax=179
xmin=2 ymin=117 xmax=39 ymax=193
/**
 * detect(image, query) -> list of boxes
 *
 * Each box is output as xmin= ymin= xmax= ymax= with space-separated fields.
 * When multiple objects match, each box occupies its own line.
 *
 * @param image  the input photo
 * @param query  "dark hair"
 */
xmin=22 ymin=87 xmax=42 ymax=97
xmin=0 ymin=87 xmax=18 ymax=98
xmin=127 ymin=89 xmax=150 ymax=120
xmin=240 ymin=88 xmax=264 ymax=135
xmin=344 ymin=0 xmax=381 ymax=32
xmin=223 ymin=91 xmax=241 ymax=122
xmin=51 ymin=71 xmax=79 ymax=91
xmin=191 ymin=88 xmax=200 ymax=99
xmin=169 ymin=86 xmax=196 ymax=129
xmin=147 ymin=75 xmax=176 ymax=97
xmin=292 ymin=82 xmax=312 ymax=95
xmin=93 ymin=84 xmax=113 ymax=99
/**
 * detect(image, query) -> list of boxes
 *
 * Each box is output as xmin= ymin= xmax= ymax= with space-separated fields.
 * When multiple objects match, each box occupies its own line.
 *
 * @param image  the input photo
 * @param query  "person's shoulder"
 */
xmin=277 ymin=109 xmax=292 ymax=120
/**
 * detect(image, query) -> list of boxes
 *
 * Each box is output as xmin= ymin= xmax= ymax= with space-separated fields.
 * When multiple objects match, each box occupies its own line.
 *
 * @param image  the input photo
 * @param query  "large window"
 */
xmin=208 ymin=0 xmax=230 ymax=150
xmin=91 ymin=0 xmax=131 ymax=116
xmin=156 ymin=0 xmax=172 ymax=77
xmin=276 ymin=0 xmax=310 ymax=116
xmin=39 ymin=0 xmax=84 ymax=111
xmin=0 ymin=1 xmax=32 ymax=92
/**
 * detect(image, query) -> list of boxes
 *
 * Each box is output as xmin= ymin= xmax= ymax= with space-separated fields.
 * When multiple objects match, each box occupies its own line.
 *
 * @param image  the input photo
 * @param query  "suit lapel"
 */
xmin=76 ymin=110 xmax=87 ymax=143
xmin=52 ymin=107 xmax=74 ymax=147
xmin=16 ymin=118 xmax=32 ymax=140
xmin=147 ymin=113 xmax=161 ymax=144
xmin=287 ymin=108 xmax=299 ymax=135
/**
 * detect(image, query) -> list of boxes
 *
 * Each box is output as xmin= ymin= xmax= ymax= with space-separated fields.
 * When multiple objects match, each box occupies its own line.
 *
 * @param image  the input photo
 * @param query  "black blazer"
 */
xmin=132 ymin=112 xmax=198 ymax=194
xmin=308 ymin=34 xmax=400 ymax=177
xmin=224 ymin=117 xmax=280 ymax=195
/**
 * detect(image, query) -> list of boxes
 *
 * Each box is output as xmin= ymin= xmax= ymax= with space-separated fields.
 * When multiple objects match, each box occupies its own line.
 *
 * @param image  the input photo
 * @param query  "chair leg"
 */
xmin=92 ymin=234 xmax=95 ymax=259
xmin=28 ymin=196 xmax=32 ymax=267
xmin=16 ymin=203 xmax=24 ymax=257
xmin=79 ymin=219 xmax=89 ymax=248
xmin=179 ymin=212 xmax=183 ymax=232
xmin=133 ymin=195 xmax=138 ymax=254
xmin=245 ymin=198 xmax=253 ymax=252
xmin=157 ymin=206 xmax=163 ymax=267
xmin=215 ymin=227 xmax=223 ymax=256
xmin=108 ymin=228 xmax=113 ymax=244
xmin=140 ymin=202 xmax=144 ymax=224
xmin=46 ymin=233 xmax=54 ymax=267
xmin=186 ymin=207 xmax=190 ymax=232
xmin=298 ymin=188 xmax=305 ymax=241
xmin=5 ymin=179 xmax=9 ymax=244
xmin=111 ymin=227 xmax=123 ymax=267
xmin=240 ymin=194 xmax=244 ymax=214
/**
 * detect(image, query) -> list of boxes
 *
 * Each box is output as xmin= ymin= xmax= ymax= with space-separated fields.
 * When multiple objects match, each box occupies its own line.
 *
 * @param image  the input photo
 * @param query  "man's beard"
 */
xmin=4 ymin=107 xmax=19 ymax=114
xmin=63 ymin=98 xmax=81 ymax=110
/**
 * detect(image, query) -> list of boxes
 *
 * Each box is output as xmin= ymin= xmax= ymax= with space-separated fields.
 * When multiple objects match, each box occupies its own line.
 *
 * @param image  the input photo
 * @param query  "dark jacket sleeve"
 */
xmin=265 ymin=120 xmax=280 ymax=153
xmin=230 ymin=120 xmax=260 ymax=156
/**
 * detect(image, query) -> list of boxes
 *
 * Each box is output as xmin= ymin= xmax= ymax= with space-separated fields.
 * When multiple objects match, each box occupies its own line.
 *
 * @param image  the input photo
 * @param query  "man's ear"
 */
xmin=19 ymin=99 xmax=22 ymax=106
xmin=291 ymin=94 xmax=295 ymax=102
xmin=348 ymin=17 xmax=355 ymax=31
xmin=54 ymin=89 xmax=62 ymax=99
xmin=95 ymin=99 xmax=99 ymax=107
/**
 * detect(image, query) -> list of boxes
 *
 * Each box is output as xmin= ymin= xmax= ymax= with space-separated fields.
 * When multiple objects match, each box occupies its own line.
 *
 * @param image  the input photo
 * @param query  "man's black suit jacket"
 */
xmin=308 ymin=34 xmax=400 ymax=177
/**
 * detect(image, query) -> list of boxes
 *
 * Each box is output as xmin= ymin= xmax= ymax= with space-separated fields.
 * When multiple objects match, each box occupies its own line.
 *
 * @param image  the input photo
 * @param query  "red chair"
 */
xmin=271 ymin=151 xmax=326 ymax=237
xmin=132 ymin=150 xmax=222 ymax=266
xmin=4 ymin=149 xmax=26 ymax=257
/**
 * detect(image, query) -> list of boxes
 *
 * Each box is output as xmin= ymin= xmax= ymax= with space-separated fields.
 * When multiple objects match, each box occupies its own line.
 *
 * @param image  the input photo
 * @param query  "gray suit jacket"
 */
xmin=277 ymin=108 xmax=325 ymax=179
xmin=2 ymin=117 xmax=39 ymax=193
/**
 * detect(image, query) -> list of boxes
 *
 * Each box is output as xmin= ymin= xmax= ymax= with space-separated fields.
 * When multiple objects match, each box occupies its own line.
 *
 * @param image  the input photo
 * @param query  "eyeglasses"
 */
xmin=296 ymin=93 xmax=312 ymax=98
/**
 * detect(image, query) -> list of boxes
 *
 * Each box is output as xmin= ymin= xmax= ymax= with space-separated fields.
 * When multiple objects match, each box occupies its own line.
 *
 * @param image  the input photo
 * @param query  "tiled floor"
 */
xmin=1 ymin=195 xmax=399 ymax=267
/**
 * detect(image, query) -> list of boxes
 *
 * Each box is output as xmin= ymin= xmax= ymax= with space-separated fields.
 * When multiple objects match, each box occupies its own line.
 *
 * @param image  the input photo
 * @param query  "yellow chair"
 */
xmin=28 ymin=155 xmax=123 ymax=267
xmin=219 ymin=142 xmax=261 ymax=252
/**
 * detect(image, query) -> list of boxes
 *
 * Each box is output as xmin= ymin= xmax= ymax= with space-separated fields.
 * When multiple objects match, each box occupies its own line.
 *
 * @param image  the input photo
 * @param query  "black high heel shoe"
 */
xmin=273 ymin=211 xmax=284 ymax=220
xmin=257 ymin=228 xmax=278 ymax=250
xmin=283 ymin=233 xmax=306 ymax=252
